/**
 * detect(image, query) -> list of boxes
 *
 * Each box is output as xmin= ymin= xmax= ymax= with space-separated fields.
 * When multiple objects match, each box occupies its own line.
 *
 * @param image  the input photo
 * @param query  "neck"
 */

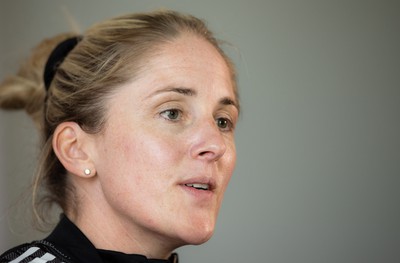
xmin=66 ymin=182 xmax=177 ymax=259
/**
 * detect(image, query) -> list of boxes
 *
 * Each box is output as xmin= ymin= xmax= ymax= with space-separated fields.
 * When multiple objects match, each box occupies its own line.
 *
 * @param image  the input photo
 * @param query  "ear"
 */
xmin=52 ymin=122 xmax=96 ymax=178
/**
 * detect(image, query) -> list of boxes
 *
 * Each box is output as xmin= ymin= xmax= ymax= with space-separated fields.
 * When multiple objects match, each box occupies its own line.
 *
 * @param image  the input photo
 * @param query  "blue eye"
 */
xmin=160 ymin=109 xmax=181 ymax=121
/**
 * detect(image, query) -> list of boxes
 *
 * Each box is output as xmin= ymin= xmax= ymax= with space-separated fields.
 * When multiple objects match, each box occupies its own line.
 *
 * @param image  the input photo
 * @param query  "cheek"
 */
xmin=97 ymin=129 xmax=183 ymax=187
xmin=213 ymin=145 xmax=236 ymax=216
xmin=122 ymin=133 xmax=183 ymax=171
xmin=222 ymin=140 xmax=237 ymax=176
xmin=219 ymin=142 xmax=237 ymax=193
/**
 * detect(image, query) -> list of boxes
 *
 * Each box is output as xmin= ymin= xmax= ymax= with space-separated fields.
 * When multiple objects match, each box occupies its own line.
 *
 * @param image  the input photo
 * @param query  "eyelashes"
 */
xmin=159 ymin=108 xmax=235 ymax=132
xmin=160 ymin=109 xmax=182 ymax=121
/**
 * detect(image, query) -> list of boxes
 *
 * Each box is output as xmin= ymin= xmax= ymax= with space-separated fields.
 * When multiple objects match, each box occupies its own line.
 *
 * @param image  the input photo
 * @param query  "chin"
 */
xmin=180 ymin=222 xmax=215 ymax=246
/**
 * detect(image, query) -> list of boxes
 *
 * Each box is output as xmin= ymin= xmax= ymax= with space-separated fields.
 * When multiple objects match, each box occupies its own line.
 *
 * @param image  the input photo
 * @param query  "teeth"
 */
xmin=185 ymin=183 xmax=209 ymax=190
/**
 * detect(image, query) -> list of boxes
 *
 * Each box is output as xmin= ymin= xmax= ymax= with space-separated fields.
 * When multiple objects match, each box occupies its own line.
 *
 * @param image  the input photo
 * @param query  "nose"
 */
xmin=189 ymin=119 xmax=227 ymax=162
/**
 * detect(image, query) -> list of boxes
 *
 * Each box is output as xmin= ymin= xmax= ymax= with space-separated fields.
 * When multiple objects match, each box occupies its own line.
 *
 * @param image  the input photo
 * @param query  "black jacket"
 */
xmin=0 ymin=215 xmax=178 ymax=263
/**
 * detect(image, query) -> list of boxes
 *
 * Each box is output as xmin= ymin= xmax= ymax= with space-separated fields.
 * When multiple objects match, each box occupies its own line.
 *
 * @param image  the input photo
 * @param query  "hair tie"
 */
xmin=43 ymin=36 xmax=81 ymax=90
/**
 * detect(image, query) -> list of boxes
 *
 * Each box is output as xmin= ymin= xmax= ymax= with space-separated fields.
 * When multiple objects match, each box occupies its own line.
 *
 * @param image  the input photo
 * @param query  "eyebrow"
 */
xmin=220 ymin=97 xmax=239 ymax=111
xmin=147 ymin=86 xmax=239 ymax=112
xmin=148 ymin=87 xmax=197 ymax=98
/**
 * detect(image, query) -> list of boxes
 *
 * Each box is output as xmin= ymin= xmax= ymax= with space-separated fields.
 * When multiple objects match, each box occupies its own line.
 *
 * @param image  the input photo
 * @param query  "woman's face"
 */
xmin=91 ymin=34 xmax=238 ymax=253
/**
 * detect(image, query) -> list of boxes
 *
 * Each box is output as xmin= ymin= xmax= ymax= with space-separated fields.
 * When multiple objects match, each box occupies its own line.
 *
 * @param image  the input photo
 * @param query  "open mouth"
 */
xmin=185 ymin=183 xmax=210 ymax=191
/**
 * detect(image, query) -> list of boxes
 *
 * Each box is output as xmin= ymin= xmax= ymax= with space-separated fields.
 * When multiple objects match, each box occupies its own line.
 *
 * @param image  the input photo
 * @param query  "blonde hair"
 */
xmin=0 ymin=10 xmax=238 ymax=225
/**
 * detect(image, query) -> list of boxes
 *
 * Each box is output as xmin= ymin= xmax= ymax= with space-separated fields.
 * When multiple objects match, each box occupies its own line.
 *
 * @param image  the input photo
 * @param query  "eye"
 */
xmin=160 ymin=109 xmax=181 ymax=121
xmin=216 ymin=117 xmax=234 ymax=131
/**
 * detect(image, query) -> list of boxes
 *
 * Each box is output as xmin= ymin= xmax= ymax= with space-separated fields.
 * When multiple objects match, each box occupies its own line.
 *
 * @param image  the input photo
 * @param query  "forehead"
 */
xmin=141 ymin=34 xmax=235 ymax=94
xmin=107 ymin=33 xmax=238 ymax=112
xmin=158 ymin=34 xmax=227 ymax=65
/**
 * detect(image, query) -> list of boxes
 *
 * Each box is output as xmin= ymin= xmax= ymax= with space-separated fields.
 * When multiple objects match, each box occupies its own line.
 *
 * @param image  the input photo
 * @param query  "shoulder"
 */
xmin=0 ymin=240 xmax=72 ymax=263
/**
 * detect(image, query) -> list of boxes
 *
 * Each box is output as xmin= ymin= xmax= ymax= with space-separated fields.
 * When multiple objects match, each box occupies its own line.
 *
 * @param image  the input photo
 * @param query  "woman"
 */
xmin=0 ymin=10 xmax=239 ymax=263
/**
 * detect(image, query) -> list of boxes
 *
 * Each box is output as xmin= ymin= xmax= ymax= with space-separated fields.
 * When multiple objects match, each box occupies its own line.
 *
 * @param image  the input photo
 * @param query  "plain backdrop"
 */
xmin=1 ymin=1 xmax=399 ymax=262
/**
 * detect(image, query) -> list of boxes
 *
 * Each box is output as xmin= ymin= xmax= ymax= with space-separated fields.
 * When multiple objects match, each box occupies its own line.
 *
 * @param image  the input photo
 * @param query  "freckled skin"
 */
xmin=75 ymin=34 xmax=238 ymax=258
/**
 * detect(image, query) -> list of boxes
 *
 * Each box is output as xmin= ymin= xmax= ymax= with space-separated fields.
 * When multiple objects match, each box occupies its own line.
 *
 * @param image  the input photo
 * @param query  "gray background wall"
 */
xmin=1 ymin=0 xmax=399 ymax=262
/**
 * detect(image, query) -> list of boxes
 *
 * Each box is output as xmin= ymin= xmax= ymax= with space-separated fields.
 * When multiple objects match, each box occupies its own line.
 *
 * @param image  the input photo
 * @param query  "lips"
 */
xmin=185 ymin=183 xmax=209 ymax=190
xmin=180 ymin=177 xmax=216 ymax=192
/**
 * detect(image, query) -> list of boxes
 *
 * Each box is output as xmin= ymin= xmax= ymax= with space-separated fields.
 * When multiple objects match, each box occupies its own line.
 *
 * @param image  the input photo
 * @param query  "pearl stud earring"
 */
xmin=84 ymin=168 xmax=91 ymax=176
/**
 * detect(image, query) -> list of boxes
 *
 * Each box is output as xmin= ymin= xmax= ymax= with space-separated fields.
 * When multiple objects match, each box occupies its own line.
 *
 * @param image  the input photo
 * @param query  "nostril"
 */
xmin=199 ymin=151 xmax=208 ymax=156
xmin=198 ymin=151 xmax=211 ymax=159
xmin=196 ymin=147 xmax=225 ymax=161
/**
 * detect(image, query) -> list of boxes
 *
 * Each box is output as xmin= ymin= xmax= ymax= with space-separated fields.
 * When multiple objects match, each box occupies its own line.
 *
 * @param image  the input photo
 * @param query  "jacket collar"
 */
xmin=46 ymin=214 xmax=179 ymax=263
xmin=46 ymin=214 xmax=104 ymax=263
